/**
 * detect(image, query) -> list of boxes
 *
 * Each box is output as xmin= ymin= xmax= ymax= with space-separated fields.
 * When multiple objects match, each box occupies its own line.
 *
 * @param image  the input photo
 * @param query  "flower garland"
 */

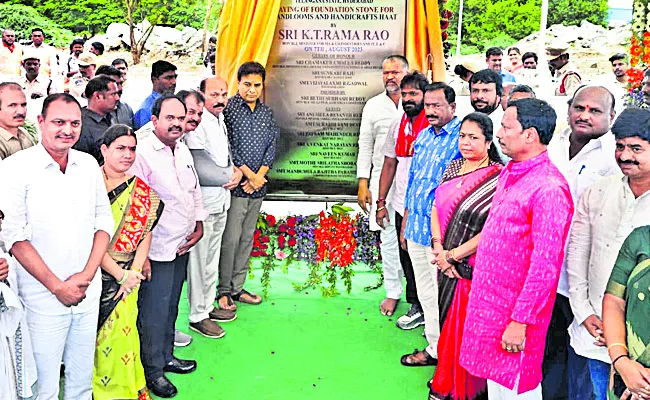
xmin=627 ymin=0 xmax=650 ymax=108
xmin=249 ymin=204 xmax=381 ymax=298
xmin=439 ymin=0 xmax=453 ymax=58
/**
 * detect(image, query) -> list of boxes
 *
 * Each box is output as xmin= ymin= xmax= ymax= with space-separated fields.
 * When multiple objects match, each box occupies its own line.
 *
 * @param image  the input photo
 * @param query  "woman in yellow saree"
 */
xmin=92 ymin=125 xmax=163 ymax=400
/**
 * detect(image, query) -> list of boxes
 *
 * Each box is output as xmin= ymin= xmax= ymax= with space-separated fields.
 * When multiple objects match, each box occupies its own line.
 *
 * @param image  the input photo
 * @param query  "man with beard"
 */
xmin=129 ymin=94 xmax=207 ymax=398
xmin=28 ymin=28 xmax=58 ymax=85
xmin=357 ymin=55 xmax=407 ymax=317
xmin=545 ymin=86 xmax=619 ymax=400
xmin=135 ymin=61 xmax=178 ymax=129
xmin=400 ymin=82 xmax=461 ymax=367
xmin=469 ymin=69 xmax=508 ymax=162
xmin=0 ymin=29 xmax=22 ymax=78
xmin=66 ymin=39 xmax=85 ymax=78
xmin=610 ymin=54 xmax=628 ymax=86
xmin=0 ymin=83 xmax=35 ymax=159
xmin=564 ymin=107 xmax=650 ymax=400
xmin=73 ymin=75 xmax=120 ymax=162
xmin=184 ymin=78 xmax=242 ymax=338
xmin=377 ymin=71 xmax=428 ymax=330
xmin=96 ymin=65 xmax=134 ymax=128
xmin=522 ymin=52 xmax=538 ymax=69
xmin=18 ymin=51 xmax=53 ymax=100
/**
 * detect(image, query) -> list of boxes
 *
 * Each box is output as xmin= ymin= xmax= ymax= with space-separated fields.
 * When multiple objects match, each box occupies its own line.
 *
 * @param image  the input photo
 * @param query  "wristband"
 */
xmin=612 ymin=354 xmax=629 ymax=370
xmin=117 ymin=270 xmax=129 ymax=285
xmin=376 ymin=198 xmax=386 ymax=205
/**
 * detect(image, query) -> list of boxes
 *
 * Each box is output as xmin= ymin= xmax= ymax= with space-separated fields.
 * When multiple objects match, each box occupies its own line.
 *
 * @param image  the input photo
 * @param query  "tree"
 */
xmin=548 ymin=0 xmax=608 ymax=27
xmin=37 ymin=0 xmax=123 ymax=36
xmin=0 ymin=3 xmax=74 ymax=46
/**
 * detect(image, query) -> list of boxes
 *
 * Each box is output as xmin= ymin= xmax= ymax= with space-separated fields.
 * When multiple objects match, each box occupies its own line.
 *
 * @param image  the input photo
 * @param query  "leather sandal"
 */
xmin=217 ymin=293 xmax=237 ymax=311
xmin=232 ymin=289 xmax=263 ymax=305
xmin=400 ymin=348 xmax=438 ymax=367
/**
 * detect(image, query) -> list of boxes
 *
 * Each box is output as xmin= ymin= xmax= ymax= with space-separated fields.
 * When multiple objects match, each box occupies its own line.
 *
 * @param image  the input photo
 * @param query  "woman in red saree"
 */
xmin=428 ymin=113 xmax=504 ymax=400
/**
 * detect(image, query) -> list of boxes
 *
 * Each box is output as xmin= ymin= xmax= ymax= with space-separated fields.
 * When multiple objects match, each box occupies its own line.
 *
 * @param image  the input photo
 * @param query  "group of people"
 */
xmin=357 ymin=51 xmax=649 ymax=400
xmin=0 ymin=26 xmax=279 ymax=400
xmin=1 ymin=25 xmax=649 ymax=400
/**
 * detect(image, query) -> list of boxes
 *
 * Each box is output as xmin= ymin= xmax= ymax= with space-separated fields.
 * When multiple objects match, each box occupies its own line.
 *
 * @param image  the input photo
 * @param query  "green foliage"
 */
xmin=0 ymin=4 xmax=74 ymax=47
xmin=547 ymin=0 xmax=609 ymax=27
xmin=445 ymin=0 xmax=608 ymax=54
xmin=37 ymin=0 xmax=123 ymax=36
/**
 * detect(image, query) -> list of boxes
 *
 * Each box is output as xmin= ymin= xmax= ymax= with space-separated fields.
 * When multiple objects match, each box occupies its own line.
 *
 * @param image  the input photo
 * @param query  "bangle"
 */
xmin=449 ymin=248 xmax=459 ymax=261
xmin=117 ymin=270 xmax=129 ymax=285
xmin=608 ymin=343 xmax=628 ymax=352
xmin=377 ymin=206 xmax=386 ymax=212
xmin=612 ymin=354 xmax=629 ymax=370
xmin=376 ymin=198 xmax=386 ymax=204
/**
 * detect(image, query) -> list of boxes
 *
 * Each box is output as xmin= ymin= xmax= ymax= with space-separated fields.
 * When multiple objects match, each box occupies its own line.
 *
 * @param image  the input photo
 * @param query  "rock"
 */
xmin=87 ymin=34 xmax=123 ymax=51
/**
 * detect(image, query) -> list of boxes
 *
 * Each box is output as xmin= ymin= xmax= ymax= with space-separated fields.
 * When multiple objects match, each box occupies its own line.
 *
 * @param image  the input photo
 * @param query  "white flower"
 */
xmin=637 ymin=1 xmax=646 ymax=12
xmin=634 ymin=21 xmax=645 ymax=32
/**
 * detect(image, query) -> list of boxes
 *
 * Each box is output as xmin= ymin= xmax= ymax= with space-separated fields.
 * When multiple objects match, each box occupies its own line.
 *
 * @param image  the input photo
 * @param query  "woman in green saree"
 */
xmin=603 ymin=225 xmax=650 ymax=400
xmin=92 ymin=125 xmax=163 ymax=400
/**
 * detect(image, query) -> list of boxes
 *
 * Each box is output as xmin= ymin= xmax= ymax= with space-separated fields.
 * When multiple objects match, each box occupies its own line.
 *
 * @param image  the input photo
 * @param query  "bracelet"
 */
xmin=377 ymin=206 xmax=386 ymax=212
xmin=608 ymin=343 xmax=628 ymax=352
xmin=449 ymin=248 xmax=460 ymax=261
xmin=376 ymin=197 xmax=386 ymax=203
xmin=612 ymin=354 xmax=629 ymax=370
xmin=117 ymin=270 xmax=129 ymax=285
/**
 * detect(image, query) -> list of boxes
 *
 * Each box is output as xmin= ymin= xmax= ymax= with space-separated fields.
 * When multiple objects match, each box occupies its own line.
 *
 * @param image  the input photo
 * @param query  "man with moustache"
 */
xmin=129 ymin=94 xmax=207 ymax=398
xmin=17 ymin=51 xmax=53 ymax=100
xmin=460 ymin=99 xmax=573 ymax=399
xmin=547 ymin=43 xmax=582 ymax=97
xmin=486 ymin=47 xmax=517 ymax=84
xmin=469 ymin=69 xmax=508 ymax=162
xmin=96 ymin=65 xmax=134 ymax=128
xmin=400 ymin=82 xmax=462 ymax=366
xmin=0 ymin=83 xmax=36 ymax=159
xmin=184 ymin=78 xmax=242 ymax=338
xmin=564 ymin=108 xmax=650 ymax=400
xmin=357 ymin=54 xmax=407 ymax=317
xmin=544 ymin=86 xmax=619 ymax=400
xmin=73 ymin=75 xmax=120 ymax=162
xmin=377 ymin=71 xmax=428 ymax=330
xmin=0 ymin=29 xmax=22 ymax=79
xmin=0 ymin=93 xmax=113 ymax=400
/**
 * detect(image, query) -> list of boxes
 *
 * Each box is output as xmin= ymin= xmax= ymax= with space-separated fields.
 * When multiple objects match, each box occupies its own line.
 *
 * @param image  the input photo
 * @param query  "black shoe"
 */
xmin=147 ymin=376 xmax=178 ymax=398
xmin=163 ymin=357 xmax=197 ymax=374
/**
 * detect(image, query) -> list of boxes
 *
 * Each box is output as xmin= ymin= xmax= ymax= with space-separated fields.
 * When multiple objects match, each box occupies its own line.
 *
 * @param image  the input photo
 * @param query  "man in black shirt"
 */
xmin=218 ymin=62 xmax=278 ymax=310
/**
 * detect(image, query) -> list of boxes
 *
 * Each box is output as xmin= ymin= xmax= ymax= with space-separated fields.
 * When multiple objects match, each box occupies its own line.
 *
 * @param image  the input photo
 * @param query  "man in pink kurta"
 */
xmin=460 ymin=98 xmax=574 ymax=399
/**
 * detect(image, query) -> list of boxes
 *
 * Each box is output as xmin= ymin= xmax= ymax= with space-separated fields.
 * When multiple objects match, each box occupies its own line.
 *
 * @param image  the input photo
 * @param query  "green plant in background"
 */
xmin=0 ymin=4 xmax=74 ymax=47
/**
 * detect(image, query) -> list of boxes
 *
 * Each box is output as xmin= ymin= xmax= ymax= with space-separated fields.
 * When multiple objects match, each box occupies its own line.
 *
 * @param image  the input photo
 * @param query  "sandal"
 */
xmin=400 ymin=348 xmax=438 ymax=367
xmin=217 ymin=294 xmax=237 ymax=311
xmin=232 ymin=289 xmax=263 ymax=305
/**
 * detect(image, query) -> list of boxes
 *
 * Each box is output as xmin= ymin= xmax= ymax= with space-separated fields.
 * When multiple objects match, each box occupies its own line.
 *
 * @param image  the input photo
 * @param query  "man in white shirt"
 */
xmin=565 ymin=107 xmax=650 ymax=400
xmin=376 ymin=72 xmax=429 ymax=330
xmin=129 ymin=94 xmax=208 ymax=398
xmin=0 ymin=93 xmax=113 ymax=400
xmin=545 ymin=85 xmax=619 ymax=400
xmin=28 ymin=28 xmax=60 ymax=91
xmin=356 ymin=55 xmax=406 ymax=317
xmin=17 ymin=50 xmax=52 ymax=100
xmin=182 ymin=81 xmax=242 ymax=339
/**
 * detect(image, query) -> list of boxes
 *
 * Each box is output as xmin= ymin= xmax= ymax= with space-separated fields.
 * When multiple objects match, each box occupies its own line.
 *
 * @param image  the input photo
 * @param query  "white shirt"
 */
xmin=356 ymin=92 xmax=401 ymax=230
xmin=383 ymin=112 xmax=410 ymax=216
xmin=566 ymin=175 xmax=650 ymax=363
xmin=547 ymin=128 xmax=619 ymax=297
xmin=16 ymin=74 xmax=51 ymax=99
xmin=0 ymin=144 xmax=113 ymax=315
xmin=183 ymin=109 xmax=231 ymax=214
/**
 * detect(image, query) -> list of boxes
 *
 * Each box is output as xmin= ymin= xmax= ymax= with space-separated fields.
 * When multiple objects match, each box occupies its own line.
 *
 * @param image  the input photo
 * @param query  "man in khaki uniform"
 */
xmin=547 ymin=42 xmax=581 ymax=97
xmin=69 ymin=52 xmax=97 ymax=106
xmin=0 ymin=83 xmax=36 ymax=160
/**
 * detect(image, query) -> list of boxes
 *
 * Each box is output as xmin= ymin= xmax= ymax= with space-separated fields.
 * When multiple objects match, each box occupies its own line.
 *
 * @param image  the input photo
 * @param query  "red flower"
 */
xmin=631 ymin=45 xmax=643 ymax=57
xmin=278 ymin=224 xmax=288 ymax=233
xmin=251 ymin=250 xmax=261 ymax=257
xmin=254 ymin=229 xmax=261 ymax=239
xmin=287 ymin=227 xmax=297 ymax=236
xmin=288 ymin=237 xmax=297 ymax=247
xmin=440 ymin=19 xmax=449 ymax=30
xmin=266 ymin=215 xmax=276 ymax=227
xmin=287 ymin=216 xmax=297 ymax=227
xmin=260 ymin=243 xmax=268 ymax=250
xmin=261 ymin=235 xmax=270 ymax=243
xmin=441 ymin=32 xmax=449 ymax=41
xmin=278 ymin=235 xmax=286 ymax=244
xmin=441 ymin=9 xmax=453 ymax=19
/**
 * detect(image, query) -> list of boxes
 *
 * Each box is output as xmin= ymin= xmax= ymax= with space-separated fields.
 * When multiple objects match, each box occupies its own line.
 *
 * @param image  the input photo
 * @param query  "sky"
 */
xmin=609 ymin=0 xmax=632 ymax=8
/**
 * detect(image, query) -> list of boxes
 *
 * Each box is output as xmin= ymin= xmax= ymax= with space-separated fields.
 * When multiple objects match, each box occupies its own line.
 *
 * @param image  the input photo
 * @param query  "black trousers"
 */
xmin=542 ymin=294 xmax=574 ymax=400
xmin=137 ymin=253 xmax=189 ymax=381
xmin=394 ymin=211 xmax=420 ymax=307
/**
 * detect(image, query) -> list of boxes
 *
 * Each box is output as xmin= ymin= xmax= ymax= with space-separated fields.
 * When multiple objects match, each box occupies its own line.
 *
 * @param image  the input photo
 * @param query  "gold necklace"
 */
xmin=456 ymin=156 xmax=489 ymax=188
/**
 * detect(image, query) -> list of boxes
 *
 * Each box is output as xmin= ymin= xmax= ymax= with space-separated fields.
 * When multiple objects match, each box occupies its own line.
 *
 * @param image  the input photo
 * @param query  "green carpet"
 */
xmin=165 ymin=263 xmax=434 ymax=399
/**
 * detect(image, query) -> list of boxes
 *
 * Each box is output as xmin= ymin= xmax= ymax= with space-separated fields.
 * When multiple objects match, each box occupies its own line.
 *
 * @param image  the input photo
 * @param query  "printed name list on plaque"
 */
xmin=266 ymin=0 xmax=406 ymax=196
